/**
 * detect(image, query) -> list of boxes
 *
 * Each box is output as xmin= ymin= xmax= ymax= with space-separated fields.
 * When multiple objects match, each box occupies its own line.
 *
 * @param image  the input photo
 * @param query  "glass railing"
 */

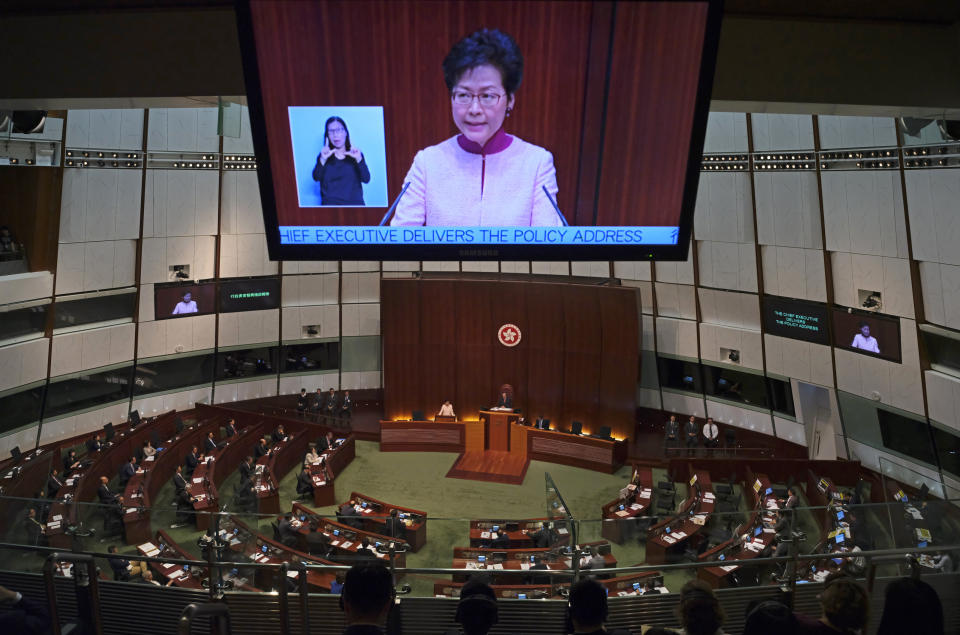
xmin=2 ymin=493 xmax=957 ymax=599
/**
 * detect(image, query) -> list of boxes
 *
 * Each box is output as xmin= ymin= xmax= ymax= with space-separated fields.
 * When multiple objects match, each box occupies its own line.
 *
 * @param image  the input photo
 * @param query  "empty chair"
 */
xmin=657 ymin=480 xmax=676 ymax=494
xmin=724 ymin=428 xmax=736 ymax=452
xmin=412 ymin=409 xmax=425 ymax=421
xmin=570 ymin=421 xmax=583 ymax=435
xmin=597 ymin=426 xmax=611 ymax=439
xmin=150 ymin=429 xmax=161 ymax=449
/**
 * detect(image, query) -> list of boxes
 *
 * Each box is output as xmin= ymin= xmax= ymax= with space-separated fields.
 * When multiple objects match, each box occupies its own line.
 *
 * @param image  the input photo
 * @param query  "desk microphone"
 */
xmin=542 ymin=185 xmax=569 ymax=226
xmin=378 ymin=182 xmax=411 ymax=226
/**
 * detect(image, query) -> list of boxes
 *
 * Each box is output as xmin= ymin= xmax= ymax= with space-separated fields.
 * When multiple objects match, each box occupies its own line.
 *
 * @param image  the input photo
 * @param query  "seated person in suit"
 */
xmin=385 ymin=509 xmax=407 ymax=541
xmin=203 ymin=431 xmax=220 ymax=454
xmin=272 ymin=425 xmax=288 ymax=444
xmin=438 ymin=400 xmax=456 ymax=418
xmin=239 ymin=456 xmax=254 ymax=482
xmin=305 ymin=521 xmax=332 ymax=557
xmin=490 ymin=531 xmax=510 ymax=549
xmin=338 ymin=499 xmax=363 ymax=529
xmin=254 ymin=438 xmax=270 ymax=460
xmin=527 ymin=555 xmax=549 ymax=584
xmin=107 ymin=545 xmax=148 ymax=581
xmin=530 ymin=522 xmax=557 ymax=548
xmin=340 ymin=390 xmax=353 ymax=419
xmin=62 ymin=449 xmax=81 ymax=474
xmin=23 ymin=508 xmax=46 ymax=546
xmin=172 ymin=464 xmax=188 ymax=493
xmin=495 ymin=390 xmax=512 ymax=409
xmin=139 ymin=570 xmax=174 ymax=587
xmin=184 ymin=446 xmax=201 ymax=477
xmin=47 ymin=468 xmax=64 ymax=498
xmin=141 ymin=440 xmax=157 ymax=460
xmin=224 ymin=418 xmax=237 ymax=438
xmin=172 ymin=489 xmax=197 ymax=528
xmin=97 ymin=476 xmax=118 ymax=505
xmin=118 ymin=456 xmax=137 ymax=488
xmin=278 ymin=512 xmax=300 ymax=548
xmin=325 ymin=388 xmax=338 ymax=416
xmin=585 ymin=546 xmax=606 ymax=571
xmin=355 ymin=537 xmax=378 ymax=562
xmin=296 ymin=466 xmax=314 ymax=497
xmin=86 ymin=433 xmax=104 ymax=454
xmin=103 ymin=495 xmax=126 ymax=538
xmin=319 ymin=430 xmax=337 ymax=452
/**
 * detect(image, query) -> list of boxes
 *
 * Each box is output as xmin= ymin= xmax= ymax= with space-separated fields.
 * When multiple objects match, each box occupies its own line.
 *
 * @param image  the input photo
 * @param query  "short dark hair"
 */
xmin=744 ymin=600 xmax=796 ymax=635
xmin=678 ymin=580 xmax=725 ymax=635
xmin=877 ymin=577 xmax=943 ymax=635
xmin=568 ymin=578 xmax=607 ymax=628
xmin=442 ymin=29 xmax=524 ymax=95
xmin=456 ymin=579 xmax=498 ymax=633
xmin=858 ymin=321 xmax=870 ymax=329
xmin=820 ymin=575 xmax=868 ymax=631
xmin=342 ymin=562 xmax=394 ymax=619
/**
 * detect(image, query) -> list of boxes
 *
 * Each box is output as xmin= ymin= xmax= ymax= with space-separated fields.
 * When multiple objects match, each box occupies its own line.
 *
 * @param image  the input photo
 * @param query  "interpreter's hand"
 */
xmin=319 ymin=144 xmax=333 ymax=165
xmin=0 ymin=585 xmax=18 ymax=602
xmin=346 ymin=148 xmax=363 ymax=162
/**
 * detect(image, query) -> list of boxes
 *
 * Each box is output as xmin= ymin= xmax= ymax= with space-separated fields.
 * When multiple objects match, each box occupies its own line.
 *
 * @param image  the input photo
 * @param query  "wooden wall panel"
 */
xmin=383 ymin=278 xmax=638 ymax=440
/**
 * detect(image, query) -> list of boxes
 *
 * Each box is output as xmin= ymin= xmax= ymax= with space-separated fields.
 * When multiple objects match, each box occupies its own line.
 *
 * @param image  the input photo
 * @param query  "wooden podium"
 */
xmin=480 ymin=409 xmax=520 ymax=451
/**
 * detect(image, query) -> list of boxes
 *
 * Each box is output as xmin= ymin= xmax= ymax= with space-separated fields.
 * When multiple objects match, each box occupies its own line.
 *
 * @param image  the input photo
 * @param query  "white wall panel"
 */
xmin=764 ymin=335 xmax=833 ymax=387
xmin=282 ymin=261 xmax=339 ymax=274
xmin=0 ymin=338 xmax=50 ymax=392
xmin=571 ymin=262 xmax=610 ymax=278
xmin=214 ymin=378 xmax=277 ymax=404
xmin=340 ymin=371 xmax=382 ymax=390
xmin=697 ymin=240 xmax=757 ymax=292
xmin=821 ymin=171 xmax=908 ymax=258
xmin=382 ymin=261 xmax=420 ymax=273
xmin=218 ymin=309 xmax=279 ymax=348
xmin=341 ymin=261 xmax=379 ymax=273
xmin=66 ymin=109 xmax=143 ymax=150
xmin=39 ymin=401 xmax=130 ymax=445
xmin=460 ymin=261 xmax=499 ymax=273
xmin=131 ymin=387 xmax=211 ymax=417
xmin=698 ymin=288 xmax=760 ymax=329
xmin=694 ymin=172 xmax=754 ymax=243
xmin=904 ymin=169 xmax=960 ymax=266
xmin=750 ymin=114 xmax=814 ymax=152
xmin=279 ymin=372 xmax=339 ymax=395
xmin=530 ymin=262 xmax=569 ymax=276
xmin=754 ymin=172 xmax=822 ymax=249
xmin=140 ymin=236 xmax=216 ymax=284
xmin=654 ymin=244 xmax=695 ymax=284
xmin=56 ymin=240 xmax=137 ymax=294
xmin=638 ymin=387 xmax=662 ymax=410
xmin=143 ymin=170 xmax=219 ymax=238
xmin=221 ymin=105 xmax=255 ymax=155
xmin=147 ymin=108 xmax=219 ymax=152
xmin=221 ymin=170 xmax=264 ymax=235
xmin=135 ymin=314 xmax=215 ymax=358
xmin=760 ymin=246 xmax=827 ymax=302
xmin=341 ymin=303 xmax=380 ymax=337
xmin=661 ymin=392 xmax=706 ymax=417
xmin=59 ymin=169 xmax=142 ymax=243
xmin=705 ymin=399 xmax=774 ymax=435
xmin=699 ymin=323 xmax=763 ymax=370
xmin=281 ymin=305 xmax=340 ymax=340
xmin=655 ymin=317 xmax=699 ymax=359
xmin=341 ymin=272 xmax=380 ymax=304
xmin=702 ymin=112 xmax=748 ymax=153
xmin=218 ymin=233 xmax=277 ymax=278
xmin=830 ymin=253 xmax=914 ymax=318
xmin=282 ymin=274 xmax=339 ymax=307
xmin=0 ymin=426 xmax=39 ymax=459
xmin=920 ymin=262 xmax=960 ymax=330
xmin=613 ymin=261 xmax=652 ymax=282
xmin=654 ymin=283 xmax=697 ymax=320
xmin=622 ymin=281 xmax=654 ymax=315
xmin=422 ymin=261 xmax=460 ymax=272
xmin=774 ymin=416 xmax=807 ymax=447
xmin=818 ymin=116 xmax=896 ymax=149
xmin=0 ymin=272 xmax=53 ymax=305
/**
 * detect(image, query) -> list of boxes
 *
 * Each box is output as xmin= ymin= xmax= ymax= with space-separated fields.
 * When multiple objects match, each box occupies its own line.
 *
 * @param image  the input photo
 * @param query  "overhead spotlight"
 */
xmin=112 ymin=161 xmax=118 ymax=167
xmin=26 ymin=159 xmax=34 ymax=165
xmin=112 ymin=153 xmax=118 ymax=158
xmin=66 ymin=151 xmax=73 ymax=157
xmin=97 ymin=160 xmax=104 ymax=167
xmin=98 ymin=152 xmax=103 ymax=157
xmin=82 ymin=151 xmax=89 ymax=157
xmin=173 ymin=162 xmax=179 ymax=168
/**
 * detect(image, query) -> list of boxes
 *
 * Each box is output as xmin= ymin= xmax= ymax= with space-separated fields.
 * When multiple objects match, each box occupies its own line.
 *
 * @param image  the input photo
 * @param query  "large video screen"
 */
xmin=220 ymin=277 xmax=281 ymax=313
xmin=154 ymin=282 xmax=217 ymax=320
xmin=237 ymin=0 xmax=722 ymax=261
xmin=830 ymin=308 xmax=902 ymax=364
xmin=762 ymin=296 xmax=830 ymax=345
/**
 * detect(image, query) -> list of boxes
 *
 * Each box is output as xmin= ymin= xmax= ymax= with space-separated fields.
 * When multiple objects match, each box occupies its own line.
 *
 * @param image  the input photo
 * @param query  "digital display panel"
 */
xmin=153 ymin=282 xmax=217 ymax=320
xmin=830 ymin=308 xmax=902 ymax=364
xmin=219 ymin=277 xmax=281 ymax=313
xmin=236 ymin=0 xmax=723 ymax=261
xmin=761 ymin=296 xmax=830 ymax=345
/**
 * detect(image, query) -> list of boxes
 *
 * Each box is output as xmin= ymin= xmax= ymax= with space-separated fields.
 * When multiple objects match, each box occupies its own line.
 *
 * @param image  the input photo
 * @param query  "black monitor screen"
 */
xmin=219 ymin=277 xmax=281 ymax=313
xmin=761 ymin=296 xmax=830 ymax=345
xmin=830 ymin=308 xmax=902 ymax=363
xmin=237 ymin=0 xmax=723 ymax=261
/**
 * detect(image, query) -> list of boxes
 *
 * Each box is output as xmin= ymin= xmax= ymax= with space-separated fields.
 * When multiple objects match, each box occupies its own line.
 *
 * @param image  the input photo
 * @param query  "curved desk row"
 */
xmin=344 ymin=491 xmax=427 ymax=552
xmin=291 ymin=501 xmax=408 ymax=567
xmin=646 ymin=470 xmax=714 ymax=565
xmin=601 ymin=466 xmax=654 ymax=544
xmin=468 ymin=518 xmax=569 ymax=549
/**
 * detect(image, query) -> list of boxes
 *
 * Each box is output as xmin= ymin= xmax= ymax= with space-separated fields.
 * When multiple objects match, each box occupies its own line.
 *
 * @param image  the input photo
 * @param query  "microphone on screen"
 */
xmin=542 ymin=185 xmax=569 ymax=226
xmin=379 ymin=182 xmax=411 ymax=226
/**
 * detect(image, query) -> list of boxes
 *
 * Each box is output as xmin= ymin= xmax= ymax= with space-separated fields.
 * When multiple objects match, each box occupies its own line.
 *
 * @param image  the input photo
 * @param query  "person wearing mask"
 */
xmin=566 ymin=578 xmax=631 ymax=635
xmin=87 ymin=433 xmax=103 ymax=454
xmin=62 ymin=449 xmax=81 ymax=474
xmin=203 ymin=431 xmax=219 ymax=454
xmin=97 ymin=476 xmax=117 ymax=505
xmin=172 ymin=465 xmax=188 ymax=494
xmin=340 ymin=390 xmax=353 ymax=420
xmin=272 ymin=424 xmax=288 ymax=444
xmin=224 ymin=418 xmax=237 ymax=438
xmin=239 ymin=456 xmax=255 ymax=482
xmin=319 ymin=430 xmax=337 ymax=452
xmin=297 ymin=389 xmax=308 ymax=418
xmin=118 ymin=456 xmax=137 ymax=488
xmin=296 ymin=466 xmax=314 ymax=498
xmin=141 ymin=440 xmax=157 ymax=460
xmin=254 ymin=437 xmax=271 ymax=460
xmin=46 ymin=468 xmax=64 ymax=498
xmin=665 ymin=415 xmax=680 ymax=453
xmin=684 ymin=415 xmax=699 ymax=457
xmin=702 ymin=417 xmax=719 ymax=450
xmin=184 ymin=446 xmax=201 ymax=477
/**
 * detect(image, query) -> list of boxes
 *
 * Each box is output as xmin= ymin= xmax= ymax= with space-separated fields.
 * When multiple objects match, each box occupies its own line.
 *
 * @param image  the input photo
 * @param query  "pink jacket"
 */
xmin=390 ymin=130 xmax=563 ymax=227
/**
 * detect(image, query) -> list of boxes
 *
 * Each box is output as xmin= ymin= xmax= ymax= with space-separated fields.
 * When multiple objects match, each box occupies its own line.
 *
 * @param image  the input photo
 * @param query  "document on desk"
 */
xmin=520 ymin=562 xmax=531 ymax=570
xmin=673 ymin=531 xmax=687 ymax=539
xmin=168 ymin=569 xmax=184 ymax=580
xmin=340 ymin=541 xmax=353 ymax=549
xmin=720 ymin=565 xmax=738 ymax=572
xmin=691 ymin=515 xmax=706 ymax=526
xmin=480 ymin=531 xmax=491 ymax=539
xmin=616 ymin=510 xmax=629 ymax=517
xmin=639 ymin=489 xmax=652 ymax=499
xmin=557 ymin=527 xmax=568 ymax=534
xmin=125 ymin=507 xmax=138 ymax=514
xmin=192 ymin=478 xmax=202 ymax=484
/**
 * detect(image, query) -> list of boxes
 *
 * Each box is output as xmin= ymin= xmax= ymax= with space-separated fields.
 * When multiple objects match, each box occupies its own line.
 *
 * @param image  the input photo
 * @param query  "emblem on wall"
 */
xmin=498 ymin=324 xmax=521 ymax=347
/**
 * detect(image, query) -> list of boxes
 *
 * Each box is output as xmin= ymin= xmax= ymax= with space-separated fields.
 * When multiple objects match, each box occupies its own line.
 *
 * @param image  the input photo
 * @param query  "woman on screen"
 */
xmin=851 ymin=321 xmax=880 ymax=354
xmin=172 ymin=291 xmax=198 ymax=315
xmin=312 ymin=116 xmax=370 ymax=205
xmin=390 ymin=28 xmax=563 ymax=227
